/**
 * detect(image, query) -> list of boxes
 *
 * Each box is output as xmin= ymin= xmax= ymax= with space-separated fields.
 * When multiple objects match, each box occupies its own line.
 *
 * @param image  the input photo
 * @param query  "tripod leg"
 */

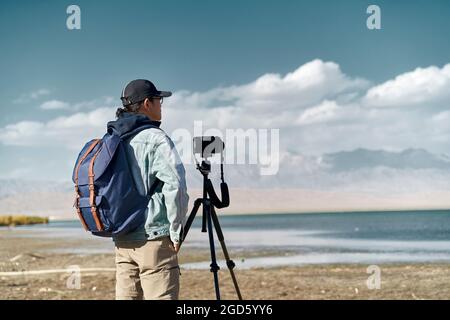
xmin=202 ymin=199 xmax=207 ymax=232
xmin=181 ymin=198 xmax=202 ymax=244
xmin=210 ymin=207 xmax=243 ymax=300
xmin=205 ymin=200 xmax=221 ymax=300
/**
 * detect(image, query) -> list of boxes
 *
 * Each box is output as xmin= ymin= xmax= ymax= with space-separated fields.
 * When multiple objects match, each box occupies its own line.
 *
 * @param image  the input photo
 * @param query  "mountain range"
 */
xmin=1 ymin=148 xmax=450 ymax=219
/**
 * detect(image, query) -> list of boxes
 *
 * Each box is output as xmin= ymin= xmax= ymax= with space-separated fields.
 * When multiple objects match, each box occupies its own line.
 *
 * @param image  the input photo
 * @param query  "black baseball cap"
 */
xmin=121 ymin=79 xmax=172 ymax=106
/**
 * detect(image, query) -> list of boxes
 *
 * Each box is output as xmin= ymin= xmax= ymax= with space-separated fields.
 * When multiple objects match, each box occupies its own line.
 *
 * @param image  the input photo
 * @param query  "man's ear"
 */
xmin=143 ymin=98 xmax=151 ymax=109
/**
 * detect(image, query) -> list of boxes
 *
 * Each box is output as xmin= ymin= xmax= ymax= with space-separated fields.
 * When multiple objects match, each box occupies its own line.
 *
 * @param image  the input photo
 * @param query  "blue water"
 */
xmin=5 ymin=210 xmax=450 ymax=268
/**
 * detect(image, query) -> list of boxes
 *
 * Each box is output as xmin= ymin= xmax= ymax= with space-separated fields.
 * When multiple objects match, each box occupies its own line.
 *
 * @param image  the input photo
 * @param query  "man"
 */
xmin=108 ymin=79 xmax=189 ymax=300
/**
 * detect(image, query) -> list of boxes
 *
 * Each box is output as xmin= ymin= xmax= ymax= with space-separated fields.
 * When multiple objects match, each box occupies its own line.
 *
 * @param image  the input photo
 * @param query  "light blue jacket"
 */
xmin=112 ymin=125 xmax=189 ymax=244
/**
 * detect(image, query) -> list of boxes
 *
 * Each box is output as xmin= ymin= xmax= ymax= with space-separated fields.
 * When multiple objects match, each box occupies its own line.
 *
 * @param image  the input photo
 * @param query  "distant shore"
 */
xmin=42 ymin=207 xmax=450 ymax=222
xmin=0 ymin=215 xmax=49 ymax=227
xmin=3 ymin=187 xmax=450 ymax=220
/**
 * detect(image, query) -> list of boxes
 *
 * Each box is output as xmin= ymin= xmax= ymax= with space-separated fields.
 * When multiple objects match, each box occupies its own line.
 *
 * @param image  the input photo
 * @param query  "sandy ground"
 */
xmin=1 ymin=230 xmax=450 ymax=300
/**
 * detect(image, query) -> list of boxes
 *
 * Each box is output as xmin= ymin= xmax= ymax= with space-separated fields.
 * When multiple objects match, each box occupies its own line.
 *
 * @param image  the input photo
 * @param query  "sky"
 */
xmin=1 ymin=0 xmax=450 ymax=184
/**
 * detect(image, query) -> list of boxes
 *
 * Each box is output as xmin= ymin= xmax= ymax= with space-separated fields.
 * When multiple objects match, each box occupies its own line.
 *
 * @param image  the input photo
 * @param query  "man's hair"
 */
xmin=116 ymin=100 xmax=144 ymax=118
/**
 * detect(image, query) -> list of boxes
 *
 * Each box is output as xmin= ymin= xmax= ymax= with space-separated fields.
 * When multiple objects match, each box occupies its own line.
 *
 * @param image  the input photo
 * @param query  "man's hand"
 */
xmin=171 ymin=241 xmax=180 ymax=253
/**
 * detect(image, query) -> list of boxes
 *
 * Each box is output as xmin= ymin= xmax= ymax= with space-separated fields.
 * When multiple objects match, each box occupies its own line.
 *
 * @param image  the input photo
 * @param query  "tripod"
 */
xmin=180 ymin=159 xmax=242 ymax=300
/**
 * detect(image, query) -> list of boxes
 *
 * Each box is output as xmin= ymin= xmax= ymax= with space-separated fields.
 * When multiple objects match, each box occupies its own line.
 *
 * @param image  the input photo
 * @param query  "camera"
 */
xmin=193 ymin=136 xmax=224 ymax=158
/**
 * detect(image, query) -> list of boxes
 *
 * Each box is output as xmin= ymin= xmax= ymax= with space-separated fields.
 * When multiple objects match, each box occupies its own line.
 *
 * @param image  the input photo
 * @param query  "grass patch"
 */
xmin=0 ymin=215 xmax=49 ymax=227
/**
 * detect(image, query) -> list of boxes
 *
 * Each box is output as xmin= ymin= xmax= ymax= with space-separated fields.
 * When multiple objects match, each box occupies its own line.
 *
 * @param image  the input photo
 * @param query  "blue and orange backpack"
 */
xmin=72 ymin=116 xmax=161 ymax=237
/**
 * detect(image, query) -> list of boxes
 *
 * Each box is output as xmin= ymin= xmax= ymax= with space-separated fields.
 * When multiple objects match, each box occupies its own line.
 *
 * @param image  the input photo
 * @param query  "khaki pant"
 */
xmin=115 ymin=237 xmax=180 ymax=300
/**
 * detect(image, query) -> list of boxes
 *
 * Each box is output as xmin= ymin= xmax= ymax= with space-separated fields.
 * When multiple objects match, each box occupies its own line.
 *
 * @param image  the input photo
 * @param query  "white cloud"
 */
xmin=13 ymin=89 xmax=51 ymax=104
xmin=239 ymin=59 xmax=368 ymax=102
xmin=40 ymin=100 xmax=70 ymax=110
xmin=363 ymin=64 xmax=450 ymax=108
xmin=296 ymin=100 xmax=340 ymax=125
xmin=1 ymin=59 xmax=450 ymax=159
xmin=166 ymin=59 xmax=369 ymax=114
xmin=0 ymin=96 xmax=118 ymax=147
xmin=39 ymin=96 xmax=115 ymax=111
xmin=72 ymin=96 xmax=116 ymax=110
xmin=2 ymin=59 xmax=450 ymax=195
xmin=0 ymin=107 xmax=114 ymax=148
xmin=0 ymin=121 xmax=44 ymax=146
xmin=161 ymin=60 xmax=370 ymax=134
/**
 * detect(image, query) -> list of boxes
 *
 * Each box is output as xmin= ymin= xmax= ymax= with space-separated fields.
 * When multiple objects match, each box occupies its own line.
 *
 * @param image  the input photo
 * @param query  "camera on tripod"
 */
xmin=180 ymin=135 xmax=242 ymax=300
xmin=193 ymin=136 xmax=224 ymax=159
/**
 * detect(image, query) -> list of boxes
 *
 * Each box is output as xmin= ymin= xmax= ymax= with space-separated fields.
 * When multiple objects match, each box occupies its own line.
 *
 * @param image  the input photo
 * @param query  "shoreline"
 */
xmin=42 ymin=207 xmax=450 ymax=222
xmin=4 ymin=188 xmax=450 ymax=220
xmin=1 ymin=254 xmax=449 ymax=300
xmin=2 ymin=230 xmax=450 ymax=299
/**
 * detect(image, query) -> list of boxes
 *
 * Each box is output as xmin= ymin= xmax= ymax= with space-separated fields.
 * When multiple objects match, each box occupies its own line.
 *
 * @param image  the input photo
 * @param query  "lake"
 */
xmin=5 ymin=210 xmax=450 ymax=269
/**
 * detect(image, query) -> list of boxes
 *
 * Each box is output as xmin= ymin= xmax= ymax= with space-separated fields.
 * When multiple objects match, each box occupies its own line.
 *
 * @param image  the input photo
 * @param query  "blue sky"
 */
xmin=1 ymin=0 xmax=450 ymax=108
xmin=1 ymin=0 xmax=450 ymax=182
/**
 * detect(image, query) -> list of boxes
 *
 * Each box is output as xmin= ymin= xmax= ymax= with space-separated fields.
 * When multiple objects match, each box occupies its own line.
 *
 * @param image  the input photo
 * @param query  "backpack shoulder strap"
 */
xmin=118 ymin=124 xmax=165 ymax=198
xmin=88 ymin=144 xmax=104 ymax=232
xmin=148 ymin=178 xmax=163 ymax=198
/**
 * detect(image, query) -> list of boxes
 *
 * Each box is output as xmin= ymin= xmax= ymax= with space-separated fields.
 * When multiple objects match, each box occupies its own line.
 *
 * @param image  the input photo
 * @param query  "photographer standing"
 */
xmin=108 ymin=79 xmax=189 ymax=300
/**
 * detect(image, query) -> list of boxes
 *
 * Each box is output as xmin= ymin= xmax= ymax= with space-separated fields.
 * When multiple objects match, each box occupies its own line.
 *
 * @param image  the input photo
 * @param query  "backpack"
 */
xmin=71 ymin=123 xmax=162 ymax=237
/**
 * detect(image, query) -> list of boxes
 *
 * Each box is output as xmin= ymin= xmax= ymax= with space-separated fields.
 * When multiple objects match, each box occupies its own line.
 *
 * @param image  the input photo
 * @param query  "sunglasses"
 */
xmin=151 ymin=96 xmax=164 ymax=105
